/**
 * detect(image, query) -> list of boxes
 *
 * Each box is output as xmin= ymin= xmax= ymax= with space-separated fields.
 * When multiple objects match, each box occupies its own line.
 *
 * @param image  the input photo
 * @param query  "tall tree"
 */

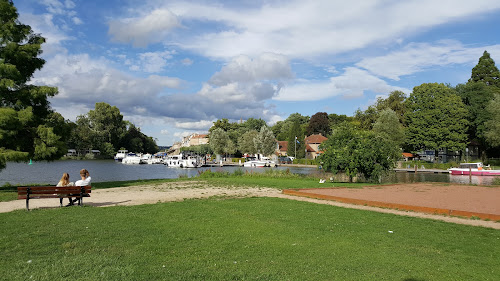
xmin=253 ymin=126 xmax=276 ymax=157
xmin=286 ymin=121 xmax=305 ymax=158
xmin=373 ymin=109 xmax=405 ymax=147
xmin=87 ymin=102 xmax=126 ymax=156
xmin=209 ymin=128 xmax=235 ymax=157
xmin=404 ymin=83 xmax=468 ymax=158
xmin=355 ymin=90 xmax=406 ymax=130
xmin=306 ymin=112 xmax=331 ymax=136
xmin=469 ymin=50 xmax=500 ymax=87
xmin=238 ymin=130 xmax=258 ymax=155
xmin=0 ymin=0 xmax=63 ymax=169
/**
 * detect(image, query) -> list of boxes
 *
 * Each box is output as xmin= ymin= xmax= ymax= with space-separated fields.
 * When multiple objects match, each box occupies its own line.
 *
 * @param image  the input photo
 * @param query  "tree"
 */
xmin=1 ymin=0 xmax=64 ymax=169
xmin=354 ymin=90 xmax=406 ymax=130
xmin=373 ymin=109 xmax=404 ymax=147
xmin=209 ymin=128 xmax=235 ymax=157
xmin=404 ymin=83 xmax=468 ymax=158
xmin=287 ymin=121 xmax=305 ymax=158
xmin=87 ymin=102 xmax=126 ymax=152
xmin=469 ymin=51 xmax=500 ymax=87
xmin=484 ymin=94 xmax=500 ymax=147
xmin=242 ymin=118 xmax=267 ymax=131
xmin=306 ymin=112 xmax=331 ymax=136
xmin=319 ymin=122 xmax=400 ymax=182
xmin=253 ymin=126 xmax=276 ymax=157
xmin=238 ymin=130 xmax=258 ymax=155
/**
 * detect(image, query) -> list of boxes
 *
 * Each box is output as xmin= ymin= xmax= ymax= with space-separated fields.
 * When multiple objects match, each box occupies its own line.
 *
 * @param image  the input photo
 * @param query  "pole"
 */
xmin=294 ymin=136 xmax=297 ymax=159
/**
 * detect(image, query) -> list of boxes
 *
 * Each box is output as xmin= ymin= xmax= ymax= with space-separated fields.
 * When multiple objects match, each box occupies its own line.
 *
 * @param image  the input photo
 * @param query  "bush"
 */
xmin=292 ymin=158 xmax=319 ymax=165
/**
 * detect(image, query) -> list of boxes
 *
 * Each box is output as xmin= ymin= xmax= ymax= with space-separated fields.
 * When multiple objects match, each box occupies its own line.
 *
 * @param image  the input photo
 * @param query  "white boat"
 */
xmin=164 ymin=155 xmax=182 ymax=167
xmin=140 ymin=153 xmax=159 ymax=164
xmin=114 ymin=149 xmax=128 ymax=161
xmin=121 ymin=153 xmax=141 ymax=164
xmin=179 ymin=155 xmax=202 ymax=168
xmin=448 ymin=162 xmax=500 ymax=176
xmin=243 ymin=159 xmax=268 ymax=168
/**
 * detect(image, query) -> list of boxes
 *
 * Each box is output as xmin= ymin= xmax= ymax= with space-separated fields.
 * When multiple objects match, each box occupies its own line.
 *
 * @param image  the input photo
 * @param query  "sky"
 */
xmin=13 ymin=0 xmax=500 ymax=146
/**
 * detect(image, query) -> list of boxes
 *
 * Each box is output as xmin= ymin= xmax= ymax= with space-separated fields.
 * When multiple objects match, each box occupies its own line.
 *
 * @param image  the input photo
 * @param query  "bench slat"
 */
xmin=17 ymin=189 xmax=92 ymax=195
xmin=17 ymin=186 xmax=92 ymax=210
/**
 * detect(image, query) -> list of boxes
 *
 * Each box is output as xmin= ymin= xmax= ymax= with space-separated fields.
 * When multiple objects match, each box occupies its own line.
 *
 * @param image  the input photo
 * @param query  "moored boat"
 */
xmin=114 ymin=149 xmax=128 ymax=161
xmin=121 ymin=153 xmax=141 ymax=164
xmin=448 ymin=162 xmax=500 ymax=176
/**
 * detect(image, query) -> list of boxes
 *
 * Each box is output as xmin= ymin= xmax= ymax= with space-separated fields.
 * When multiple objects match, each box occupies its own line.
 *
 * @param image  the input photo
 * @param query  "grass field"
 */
xmin=1 ymin=197 xmax=499 ymax=280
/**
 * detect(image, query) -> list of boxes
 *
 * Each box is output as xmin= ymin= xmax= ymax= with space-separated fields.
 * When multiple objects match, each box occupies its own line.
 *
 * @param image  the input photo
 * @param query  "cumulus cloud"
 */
xmin=175 ymin=120 xmax=214 ymax=130
xmin=161 ymin=130 xmax=169 ymax=135
xmin=129 ymin=51 xmax=175 ymax=73
xmin=275 ymin=67 xmax=409 ymax=101
xmin=357 ymin=41 xmax=500 ymax=80
xmin=181 ymin=58 xmax=193 ymax=66
xmin=108 ymin=9 xmax=180 ymax=47
xmin=165 ymin=0 xmax=500 ymax=59
xmin=209 ymin=53 xmax=292 ymax=85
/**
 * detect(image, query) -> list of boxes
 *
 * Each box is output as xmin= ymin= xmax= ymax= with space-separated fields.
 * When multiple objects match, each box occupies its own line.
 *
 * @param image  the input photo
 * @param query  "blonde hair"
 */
xmin=60 ymin=173 xmax=70 ymax=186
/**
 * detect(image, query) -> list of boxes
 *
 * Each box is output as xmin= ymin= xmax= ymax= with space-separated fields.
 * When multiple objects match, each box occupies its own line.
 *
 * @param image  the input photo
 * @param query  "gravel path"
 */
xmin=2 ymin=181 xmax=499 ymax=229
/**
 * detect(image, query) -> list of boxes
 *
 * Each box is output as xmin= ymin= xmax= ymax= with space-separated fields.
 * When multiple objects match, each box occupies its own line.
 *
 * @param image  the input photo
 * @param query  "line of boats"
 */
xmin=114 ymin=150 xmax=278 ymax=168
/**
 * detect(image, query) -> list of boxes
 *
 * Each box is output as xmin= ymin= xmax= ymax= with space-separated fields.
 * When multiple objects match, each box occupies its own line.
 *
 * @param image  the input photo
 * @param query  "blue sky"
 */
xmin=14 ymin=0 xmax=500 ymax=145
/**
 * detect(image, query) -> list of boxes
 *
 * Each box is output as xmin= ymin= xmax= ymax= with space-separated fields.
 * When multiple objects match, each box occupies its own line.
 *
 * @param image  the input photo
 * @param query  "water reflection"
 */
xmin=0 ymin=160 xmax=498 ymax=186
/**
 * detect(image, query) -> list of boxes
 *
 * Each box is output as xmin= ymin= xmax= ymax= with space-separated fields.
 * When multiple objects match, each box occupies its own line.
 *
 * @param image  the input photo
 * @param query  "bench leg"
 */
xmin=60 ymin=198 xmax=63 ymax=207
xmin=26 ymin=198 xmax=30 ymax=211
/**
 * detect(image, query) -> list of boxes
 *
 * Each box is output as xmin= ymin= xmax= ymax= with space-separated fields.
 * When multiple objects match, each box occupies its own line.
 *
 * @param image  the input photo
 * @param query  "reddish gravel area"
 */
xmin=284 ymin=183 xmax=500 ymax=220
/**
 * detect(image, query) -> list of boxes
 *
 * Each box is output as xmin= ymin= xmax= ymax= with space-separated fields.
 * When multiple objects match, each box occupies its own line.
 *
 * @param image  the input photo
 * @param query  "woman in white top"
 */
xmin=75 ymin=169 xmax=91 ymax=186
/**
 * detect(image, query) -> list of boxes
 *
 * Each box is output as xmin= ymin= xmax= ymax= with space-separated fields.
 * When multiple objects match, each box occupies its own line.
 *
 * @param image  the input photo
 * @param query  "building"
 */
xmin=304 ymin=134 xmax=328 ymax=159
xmin=189 ymin=133 xmax=209 ymax=146
xmin=277 ymin=141 xmax=288 ymax=156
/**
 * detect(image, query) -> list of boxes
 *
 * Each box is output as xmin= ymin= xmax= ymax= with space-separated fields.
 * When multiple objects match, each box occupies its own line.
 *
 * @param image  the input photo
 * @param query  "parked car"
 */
xmin=278 ymin=156 xmax=293 ymax=164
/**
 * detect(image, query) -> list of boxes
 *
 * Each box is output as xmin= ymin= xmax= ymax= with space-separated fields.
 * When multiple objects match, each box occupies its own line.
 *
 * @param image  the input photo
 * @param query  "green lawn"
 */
xmin=1 ymin=197 xmax=498 ymax=280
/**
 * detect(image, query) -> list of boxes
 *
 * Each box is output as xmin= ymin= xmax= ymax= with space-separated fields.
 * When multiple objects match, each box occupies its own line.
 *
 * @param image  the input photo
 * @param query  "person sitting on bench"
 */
xmin=68 ymin=169 xmax=91 ymax=205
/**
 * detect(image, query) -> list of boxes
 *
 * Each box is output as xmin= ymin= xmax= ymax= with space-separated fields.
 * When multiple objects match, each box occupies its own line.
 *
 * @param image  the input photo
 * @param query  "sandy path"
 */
xmin=1 ymin=181 xmax=499 ymax=229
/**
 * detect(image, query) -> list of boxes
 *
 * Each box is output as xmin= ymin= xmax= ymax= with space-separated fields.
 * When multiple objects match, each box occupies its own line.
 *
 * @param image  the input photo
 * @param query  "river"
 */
xmin=0 ymin=160 xmax=498 ymax=186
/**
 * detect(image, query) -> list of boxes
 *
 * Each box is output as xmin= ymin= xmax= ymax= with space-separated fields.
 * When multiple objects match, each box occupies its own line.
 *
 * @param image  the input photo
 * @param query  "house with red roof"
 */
xmin=277 ymin=141 xmax=288 ymax=156
xmin=304 ymin=134 xmax=328 ymax=159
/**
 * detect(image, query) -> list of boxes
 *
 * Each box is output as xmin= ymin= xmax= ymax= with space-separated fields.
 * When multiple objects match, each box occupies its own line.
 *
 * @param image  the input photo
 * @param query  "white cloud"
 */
xmin=357 ymin=41 xmax=500 ymax=80
xmin=175 ymin=120 xmax=214 ymax=130
xmin=275 ymin=67 xmax=409 ymax=101
xmin=161 ymin=130 xmax=169 ymax=135
xmin=108 ymin=9 xmax=180 ymax=47
xmin=174 ymin=132 xmax=191 ymax=138
xmin=164 ymin=0 xmax=500 ymax=59
xmin=72 ymin=17 xmax=83 ymax=25
xmin=131 ymin=51 xmax=175 ymax=73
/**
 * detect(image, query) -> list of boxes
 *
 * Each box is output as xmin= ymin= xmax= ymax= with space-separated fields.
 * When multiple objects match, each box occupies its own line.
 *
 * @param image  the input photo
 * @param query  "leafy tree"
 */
xmin=253 ymin=126 xmax=276 ymax=157
xmin=319 ymin=122 xmax=400 ymax=182
xmin=404 ymin=83 xmax=468 ymax=158
xmin=484 ymin=94 xmax=500 ymax=147
xmin=355 ymin=90 xmax=406 ymax=130
xmin=0 ymin=0 xmax=64 ymax=168
xmin=328 ymin=113 xmax=353 ymax=128
xmin=287 ymin=121 xmax=305 ymax=158
xmin=242 ymin=118 xmax=267 ymax=131
xmin=120 ymin=123 xmax=158 ymax=154
xmin=238 ymin=130 xmax=258 ymax=155
xmin=373 ymin=109 xmax=404 ymax=147
xmin=87 ymin=102 xmax=126 ymax=152
xmin=209 ymin=128 xmax=235 ymax=157
xmin=455 ymin=82 xmax=499 ymax=149
xmin=306 ymin=112 xmax=331 ymax=136
xmin=469 ymin=50 xmax=500 ymax=87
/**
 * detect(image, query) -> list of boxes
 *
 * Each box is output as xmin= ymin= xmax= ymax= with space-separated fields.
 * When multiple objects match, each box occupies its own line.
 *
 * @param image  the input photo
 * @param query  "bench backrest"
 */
xmin=17 ymin=186 xmax=92 ymax=199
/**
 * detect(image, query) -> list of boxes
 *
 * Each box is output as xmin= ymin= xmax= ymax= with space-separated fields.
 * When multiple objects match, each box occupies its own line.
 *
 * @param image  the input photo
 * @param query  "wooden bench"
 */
xmin=17 ymin=186 xmax=92 ymax=211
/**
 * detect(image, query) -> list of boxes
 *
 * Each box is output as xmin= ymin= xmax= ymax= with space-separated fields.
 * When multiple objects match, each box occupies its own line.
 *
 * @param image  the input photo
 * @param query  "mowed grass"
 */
xmin=1 ymin=197 xmax=499 ymax=280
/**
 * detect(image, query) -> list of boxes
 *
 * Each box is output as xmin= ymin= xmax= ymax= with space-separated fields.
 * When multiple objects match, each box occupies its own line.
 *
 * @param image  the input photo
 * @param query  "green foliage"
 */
xmin=373 ymin=109 xmax=405 ymax=146
xmin=355 ymin=90 xmax=406 ymax=130
xmin=238 ymin=129 xmax=258 ymax=154
xmin=320 ymin=122 xmax=400 ymax=182
xmin=254 ymin=126 xmax=276 ymax=157
xmin=180 ymin=144 xmax=212 ymax=155
xmin=484 ymin=94 xmax=500 ymax=147
xmin=0 ymin=0 xmax=66 ymax=169
xmin=469 ymin=50 xmax=500 ymax=87
xmin=404 ymin=83 xmax=468 ymax=153
xmin=209 ymin=128 xmax=235 ymax=156
xmin=292 ymin=158 xmax=319 ymax=165
xmin=306 ymin=112 xmax=331 ymax=136
xmin=287 ymin=121 xmax=305 ymax=158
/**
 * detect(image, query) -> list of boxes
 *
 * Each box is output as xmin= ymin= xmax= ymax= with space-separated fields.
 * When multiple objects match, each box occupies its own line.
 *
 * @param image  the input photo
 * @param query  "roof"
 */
xmin=305 ymin=144 xmax=315 ymax=152
xmin=278 ymin=141 xmax=288 ymax=151
xmin=402 ymin=152 xmax=414 ymax=158
xmin=305 ymin=134 xmax=328 ymax=144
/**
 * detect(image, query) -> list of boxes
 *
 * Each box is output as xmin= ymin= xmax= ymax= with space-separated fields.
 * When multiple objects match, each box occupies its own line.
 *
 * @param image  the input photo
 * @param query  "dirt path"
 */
xmin=1 ymin=181 xmax=499 ymax=229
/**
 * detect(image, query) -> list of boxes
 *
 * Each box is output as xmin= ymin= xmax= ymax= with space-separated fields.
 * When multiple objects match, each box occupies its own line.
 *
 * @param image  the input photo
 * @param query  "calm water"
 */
xmin=0 ymin=160 xmax=497 ymax=186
